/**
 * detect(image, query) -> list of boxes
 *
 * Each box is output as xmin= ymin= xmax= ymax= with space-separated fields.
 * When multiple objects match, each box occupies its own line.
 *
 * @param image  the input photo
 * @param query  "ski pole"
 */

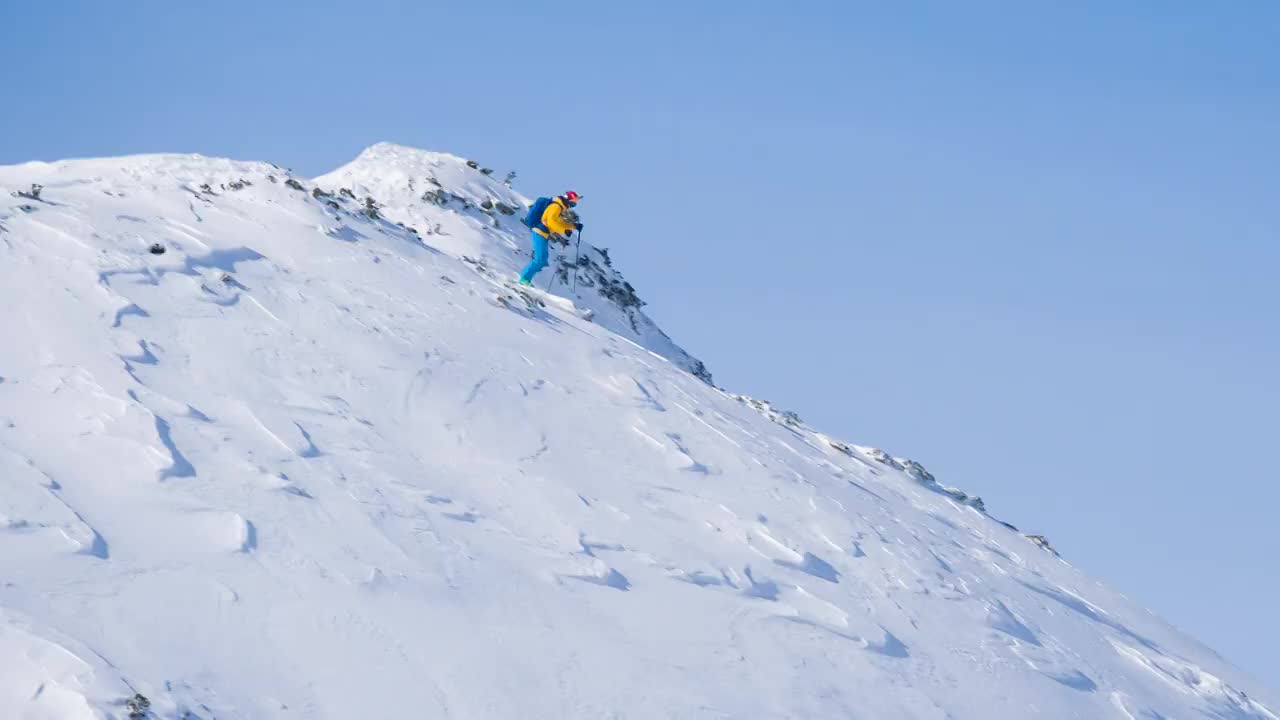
xmin=545 ymin=238 xmax=560 ymax=292
xmin=571 ymin=230 xmax=583 ymax=295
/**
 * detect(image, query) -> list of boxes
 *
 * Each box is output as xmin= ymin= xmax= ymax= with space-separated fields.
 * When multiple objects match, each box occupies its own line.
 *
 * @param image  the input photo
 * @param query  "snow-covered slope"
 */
xmin=0 ymin=148 xmax=1274 ymax=719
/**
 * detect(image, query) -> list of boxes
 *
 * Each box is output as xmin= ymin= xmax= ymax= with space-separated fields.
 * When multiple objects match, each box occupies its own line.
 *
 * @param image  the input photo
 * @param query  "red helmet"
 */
xmin=564 ymin=190 xmax=582 ymax=203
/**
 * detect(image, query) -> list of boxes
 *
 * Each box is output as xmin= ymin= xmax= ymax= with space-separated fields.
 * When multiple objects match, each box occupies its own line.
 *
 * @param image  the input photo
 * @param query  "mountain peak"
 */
xmin=352 ymin=141 xmax=466 ymax=164
xmin=0 ymin=147 xmax=1274 ymax=718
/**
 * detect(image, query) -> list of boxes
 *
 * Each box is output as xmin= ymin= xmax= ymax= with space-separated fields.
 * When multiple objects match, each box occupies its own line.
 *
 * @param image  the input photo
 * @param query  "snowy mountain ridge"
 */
xmin=0 ymin=145 xmax=1275 ymax=719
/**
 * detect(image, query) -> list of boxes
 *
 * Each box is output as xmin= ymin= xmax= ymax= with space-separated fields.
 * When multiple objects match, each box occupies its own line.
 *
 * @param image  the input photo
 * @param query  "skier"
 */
xmin=519 ymin=190 xmax=583 ymax=286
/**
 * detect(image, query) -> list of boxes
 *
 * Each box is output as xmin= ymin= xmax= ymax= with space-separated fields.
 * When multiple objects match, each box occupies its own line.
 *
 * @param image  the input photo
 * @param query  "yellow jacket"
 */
xmin=535 ymin=198 xmax=576 ymax=238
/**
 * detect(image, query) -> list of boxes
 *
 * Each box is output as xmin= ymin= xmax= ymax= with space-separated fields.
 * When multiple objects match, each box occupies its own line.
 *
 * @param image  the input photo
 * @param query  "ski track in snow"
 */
xmin=0 ymin=147 xmax=1275 ymax=719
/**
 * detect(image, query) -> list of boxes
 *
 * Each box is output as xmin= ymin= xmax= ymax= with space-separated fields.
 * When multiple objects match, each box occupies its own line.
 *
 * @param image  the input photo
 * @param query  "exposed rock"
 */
xmin=13 ymin=183 xmax=42 ymax=201
xmin=126 ymin=693 xmax=151 ymax=719
xmin=1026 ymin=534 xmax=1060 ymax=556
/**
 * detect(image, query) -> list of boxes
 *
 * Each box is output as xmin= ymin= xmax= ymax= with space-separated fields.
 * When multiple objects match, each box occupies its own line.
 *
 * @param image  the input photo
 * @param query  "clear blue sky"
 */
xmin=4 ymin=0 xmax=1277 ymax=686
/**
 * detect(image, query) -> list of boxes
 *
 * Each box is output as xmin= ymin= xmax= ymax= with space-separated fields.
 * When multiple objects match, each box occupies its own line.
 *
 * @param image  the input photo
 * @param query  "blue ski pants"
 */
xmin=519 ymin=230 xmax=550 ymax=283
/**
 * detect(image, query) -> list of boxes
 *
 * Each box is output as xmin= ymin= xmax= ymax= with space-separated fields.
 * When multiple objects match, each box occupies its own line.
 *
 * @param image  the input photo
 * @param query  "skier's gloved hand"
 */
xmin=575 ymin=222 xmax=584 ymax=231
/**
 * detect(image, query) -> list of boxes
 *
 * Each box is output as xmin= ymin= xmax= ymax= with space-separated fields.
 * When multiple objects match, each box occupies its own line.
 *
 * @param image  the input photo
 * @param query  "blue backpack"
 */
xmin=523 ymin=196 xmax=554 ymax=231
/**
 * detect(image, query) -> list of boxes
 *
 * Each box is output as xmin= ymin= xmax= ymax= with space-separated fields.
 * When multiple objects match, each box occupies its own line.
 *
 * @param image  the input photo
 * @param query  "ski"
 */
xmin=462 ymin=255 xmax=594 ymax=322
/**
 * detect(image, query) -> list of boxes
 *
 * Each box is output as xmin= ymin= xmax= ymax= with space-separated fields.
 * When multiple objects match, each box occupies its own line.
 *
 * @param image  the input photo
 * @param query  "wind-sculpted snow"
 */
xmin=0 ymin=150 xmax=1274 ymax=718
